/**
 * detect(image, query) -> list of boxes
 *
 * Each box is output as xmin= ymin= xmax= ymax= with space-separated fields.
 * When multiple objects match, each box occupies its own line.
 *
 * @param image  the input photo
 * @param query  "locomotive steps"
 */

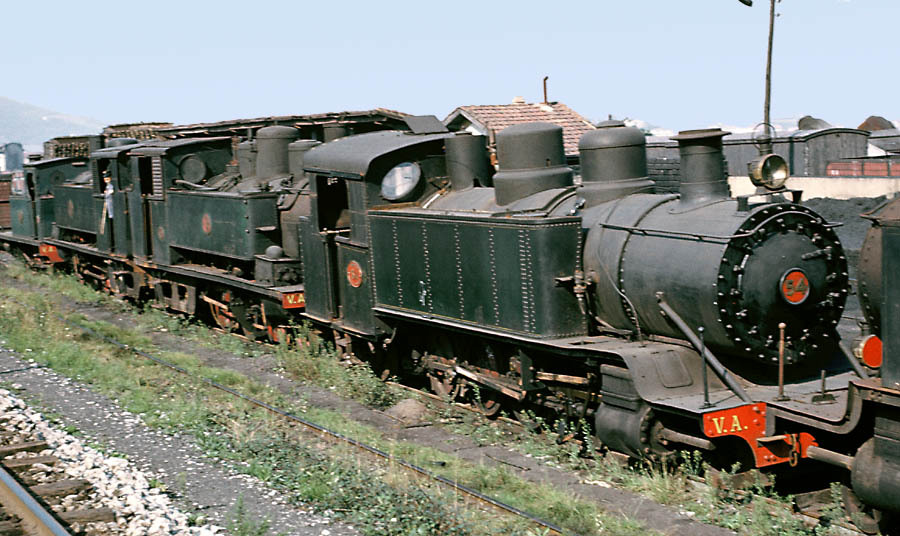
xmin=0 ymin=255 xmax=882 ymax=536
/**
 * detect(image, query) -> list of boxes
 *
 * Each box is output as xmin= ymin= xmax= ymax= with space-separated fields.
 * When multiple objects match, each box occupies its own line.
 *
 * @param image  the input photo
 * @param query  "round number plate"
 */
xmin=347 ymin=261 xmax=363 ymax=288
xmin=780 ymin=269 xmax=810 ymax=305
xmin=201 ymin=213 xmax=212 ymax=235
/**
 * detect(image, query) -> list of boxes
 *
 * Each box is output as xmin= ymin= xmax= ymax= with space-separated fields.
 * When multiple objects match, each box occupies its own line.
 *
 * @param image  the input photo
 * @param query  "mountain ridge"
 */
xmin=0 ymin=96 xmax=105 ymax=149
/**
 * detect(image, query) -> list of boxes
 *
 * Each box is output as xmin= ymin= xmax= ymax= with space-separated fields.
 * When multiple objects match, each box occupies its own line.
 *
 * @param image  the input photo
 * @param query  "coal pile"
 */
xmin=803 ymin=196 xmax=888 ymax=252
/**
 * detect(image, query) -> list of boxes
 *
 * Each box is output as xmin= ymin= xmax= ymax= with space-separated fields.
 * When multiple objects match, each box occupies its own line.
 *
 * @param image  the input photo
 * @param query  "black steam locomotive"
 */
xmin=2 ymin=115 xmax=899 ymax=532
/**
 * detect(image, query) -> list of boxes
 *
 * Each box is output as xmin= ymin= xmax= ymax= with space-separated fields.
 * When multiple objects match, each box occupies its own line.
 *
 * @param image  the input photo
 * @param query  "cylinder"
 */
xmin=492 ymin=122 xmax=573 ymax=206
xmin=671 ymin=129 xmax=730 ymax=204
xmin=579 ymin=120 xmax=647 ymax=183
xmin=852 ymin=440 xmax=900 ymax=514
xmin=256 ymin=126 xmax=299 ymax=180
xmin=323 ymin=125 xmax=351 ymax=142
xmin=445 ymin=134 xmax=492 ymax=191
xmin=238 ymin=141 xmax=256 ymax=178
xmin=289 ymin=140 xmax=322 ymax=177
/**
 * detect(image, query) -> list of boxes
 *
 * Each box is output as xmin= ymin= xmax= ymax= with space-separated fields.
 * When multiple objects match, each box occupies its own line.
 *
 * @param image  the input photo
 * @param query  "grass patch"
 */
xmin=273 ymin=323 xmax=400 ymax=409
xmin=0 ymin=265 xmax=645 ymax=536
xmin=0 ymin=259 xmax=852 ymax=536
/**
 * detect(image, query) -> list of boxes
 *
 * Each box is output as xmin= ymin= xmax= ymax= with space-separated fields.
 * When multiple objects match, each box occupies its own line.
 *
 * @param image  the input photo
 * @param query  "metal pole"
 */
xmin=761 ymin=0 xmax=776 ymax=152
xmin=699 ymin=327 xmax=712 ymax=408
xmin=777 ymin=322 xmax=789 ymax=401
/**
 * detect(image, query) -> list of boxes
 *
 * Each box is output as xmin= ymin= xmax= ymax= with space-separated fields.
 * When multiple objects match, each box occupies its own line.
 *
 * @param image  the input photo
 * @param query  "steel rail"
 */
xmin=50 ymin=314 xmax=573 ymax=536
xmin=0 ymin=464 xmax=72 ymax=536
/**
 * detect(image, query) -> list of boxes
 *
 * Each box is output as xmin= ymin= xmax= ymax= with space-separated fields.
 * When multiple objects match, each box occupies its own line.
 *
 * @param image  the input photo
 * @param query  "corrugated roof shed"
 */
xmin=444 ymin=102 xmax=595 ymax=156
xmin=868 ymin=129 xmax=900 ymax=154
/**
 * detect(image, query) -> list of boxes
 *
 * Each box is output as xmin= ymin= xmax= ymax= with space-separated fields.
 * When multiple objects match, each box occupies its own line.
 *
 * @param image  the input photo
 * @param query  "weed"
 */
xmin=227 ymin=496 xmax=271 ymax=536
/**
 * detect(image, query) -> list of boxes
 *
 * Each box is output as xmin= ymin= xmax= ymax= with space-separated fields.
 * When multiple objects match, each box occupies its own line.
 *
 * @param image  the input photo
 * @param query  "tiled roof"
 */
xmin=445 ymin=102 xmax=595 ymax=155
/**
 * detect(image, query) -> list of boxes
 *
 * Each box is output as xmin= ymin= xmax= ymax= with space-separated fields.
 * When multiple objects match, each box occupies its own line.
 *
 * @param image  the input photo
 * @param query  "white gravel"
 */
xmin=0 ymin=344 xmax=356 ymax=536
xmin=0 ymin=388 xmax=222 ymax=535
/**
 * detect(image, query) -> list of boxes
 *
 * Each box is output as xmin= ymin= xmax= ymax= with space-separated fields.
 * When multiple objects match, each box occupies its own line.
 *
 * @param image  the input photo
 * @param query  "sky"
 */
xmin=3 ymin=0 xmax=897 ymax=132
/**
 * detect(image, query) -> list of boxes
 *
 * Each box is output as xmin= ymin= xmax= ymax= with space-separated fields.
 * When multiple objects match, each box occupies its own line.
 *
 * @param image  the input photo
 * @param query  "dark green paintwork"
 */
xmin=34 ymin=194 xmax=56 ymax=239
xmin=53 ymin=184 xmax=96 ymax=236
xmin=95 ymin=195 xmax=113 ymax=252
xmin=112 ymin=176 xmax=132 ymax=255
xmin=166 ymin=191 xmax=279 ymax=261
xmin=124 ymin=138 xmax=232 ymax=263
xmin=369 ymin=211 xmax=586 ymax=339
xmin=300 ymin=219 xmax=340 ymax=321
xmin=299 ymin=130 xmax=453 ymax=331
xmin=11 ymin=158 xmax=88 ymax=240
xmin=336 ymin=240 xmax=379 ymax=334
xmin=10 ymin=196 xmax=35 ymax=237
xmin=92 ymin=154 xmax=133 ymax=254
xmin=149 ymin=200 xmax=170 ymax=263
xmin=126 ymin=167 xmax=151 ymax=259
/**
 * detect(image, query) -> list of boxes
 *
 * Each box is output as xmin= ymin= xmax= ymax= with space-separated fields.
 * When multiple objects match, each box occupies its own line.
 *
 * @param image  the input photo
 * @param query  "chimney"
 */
xmin=671 ymin=128 xmax=730 ymax=205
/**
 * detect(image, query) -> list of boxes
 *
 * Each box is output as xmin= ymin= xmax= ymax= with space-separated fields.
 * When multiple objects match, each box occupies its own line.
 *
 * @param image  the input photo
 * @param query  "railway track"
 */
xmin=0 ymin=460 xmax=72 ymax=536
xmin=0 ymin=430 xmax=116 ymax=536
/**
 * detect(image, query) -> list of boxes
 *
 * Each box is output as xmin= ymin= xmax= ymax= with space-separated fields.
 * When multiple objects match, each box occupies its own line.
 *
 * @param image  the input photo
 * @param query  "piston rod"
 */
xmin=658 ymin=427 xmax=716 ymax=451
xmin=806 ymin=445 xmax=854 ymax=471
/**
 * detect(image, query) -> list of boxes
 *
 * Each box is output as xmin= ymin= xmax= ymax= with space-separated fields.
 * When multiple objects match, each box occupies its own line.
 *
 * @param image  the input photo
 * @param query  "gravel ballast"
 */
xmin=0 ymin=344 xmax=355 ymax=536
xmin=0 ymin=388 xmax=220 ymax=535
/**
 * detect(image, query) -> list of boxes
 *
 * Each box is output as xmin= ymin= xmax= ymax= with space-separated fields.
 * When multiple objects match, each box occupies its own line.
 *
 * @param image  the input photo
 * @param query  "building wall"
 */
xmin=728 ymin=176 xmax=900 ymax=200
xmin=648 ymin=129 xmax=869 ymax=178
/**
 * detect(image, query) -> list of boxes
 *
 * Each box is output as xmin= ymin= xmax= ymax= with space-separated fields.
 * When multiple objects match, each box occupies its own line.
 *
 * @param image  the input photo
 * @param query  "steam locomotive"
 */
xmin=2 ymin=114 xmax=899 ymax=532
